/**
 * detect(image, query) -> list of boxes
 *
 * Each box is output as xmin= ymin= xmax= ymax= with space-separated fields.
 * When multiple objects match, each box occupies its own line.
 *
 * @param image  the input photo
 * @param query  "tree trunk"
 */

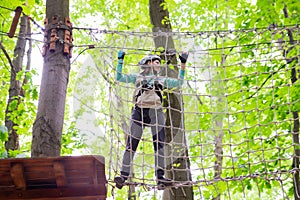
xmin=31 ymin=0 xmax=71 ymax=157
xmin=291 ymin=54 xmax=300 ymax=200
xmin=282 ymin=6 xmax=300 ymax=200
xmin=290 ymin=40 xmax=300 ymax=200
xmin=212 ymin=94 xmax=225 ymax=200
xmin=5 ymin=15 xmax=29 ymax=156
xmin=149 ymin=1 xmax=194 ymax=199
xmin=21 ymin=17 xmax=32 ymax=98
xmin=211 ymin=47 xmax=226 ymax=200
xmin=292 ymin=111 xmax=300 ymax=200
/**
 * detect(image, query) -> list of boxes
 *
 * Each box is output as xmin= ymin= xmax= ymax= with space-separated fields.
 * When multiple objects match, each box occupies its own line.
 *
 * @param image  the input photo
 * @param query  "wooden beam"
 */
xmin=0 ymin=185 xmax=107 ymax=199
xmin=10 ymin=163 xmax=26 ymax=190
xmin=53 ymin=161 xmax=67 ymax=187
xmin=1 ymin=156 xmax=107 ymax=199
xmin=92 ymin=160 xmax=97 ymax=185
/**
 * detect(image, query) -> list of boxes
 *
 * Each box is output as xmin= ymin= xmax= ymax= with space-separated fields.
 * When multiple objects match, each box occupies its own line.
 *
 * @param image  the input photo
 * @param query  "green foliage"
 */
xmin=291 ymin=82 xmax=300 ymax=112
xmin=1 ymin=0 xmax=299 ymax=199
xmin=0 ymin=0 xmax=43 ymax=158
xmin=0 ymin=125 xmax=8 ymax=141
xmin=0 ymin=125 xmax=8 ymax=158
xmin=61 ymin=121 xmax=87 ymax=155
xmin=7 ymin=149 xmax=25 ymax=158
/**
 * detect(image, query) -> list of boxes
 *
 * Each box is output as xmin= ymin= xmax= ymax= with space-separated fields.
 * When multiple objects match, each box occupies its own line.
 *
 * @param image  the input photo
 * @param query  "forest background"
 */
xmin=0 ymin=0 xmax=299 ymax=199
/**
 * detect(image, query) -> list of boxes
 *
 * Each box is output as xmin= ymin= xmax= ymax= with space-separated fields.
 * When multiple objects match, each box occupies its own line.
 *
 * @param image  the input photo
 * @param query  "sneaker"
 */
xmin=114 ymin=176 xmax=126 ymax=189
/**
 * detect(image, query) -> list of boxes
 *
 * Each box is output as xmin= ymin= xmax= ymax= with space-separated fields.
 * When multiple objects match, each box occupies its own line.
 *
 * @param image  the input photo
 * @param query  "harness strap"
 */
xmin=135 ymin=81 xmax=163 ymax=103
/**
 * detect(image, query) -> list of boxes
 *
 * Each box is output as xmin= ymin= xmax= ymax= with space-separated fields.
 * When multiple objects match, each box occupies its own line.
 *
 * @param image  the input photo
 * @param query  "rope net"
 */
xmin=73 ymin=25 xmax=300 ymax=199
xmin=0 ymin=3 xmax=298 ymax=199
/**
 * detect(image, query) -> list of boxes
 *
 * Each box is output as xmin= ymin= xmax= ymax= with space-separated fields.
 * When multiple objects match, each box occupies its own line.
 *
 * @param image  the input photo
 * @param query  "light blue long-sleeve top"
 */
xmin=116 ymin=59 xmax=185 ymax=88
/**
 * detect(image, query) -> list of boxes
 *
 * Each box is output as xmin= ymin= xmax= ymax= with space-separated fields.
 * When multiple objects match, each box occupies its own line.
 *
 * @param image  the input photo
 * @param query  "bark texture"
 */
xmin=282 ymin=5 xmax=300 ymax=200
xmin=149 ymin=1 xmax=194 ymax=199
xmin=5 ymin=15 xmax=29 ymax=155
xmin=31 ymin=0 xmax=70 ymax=157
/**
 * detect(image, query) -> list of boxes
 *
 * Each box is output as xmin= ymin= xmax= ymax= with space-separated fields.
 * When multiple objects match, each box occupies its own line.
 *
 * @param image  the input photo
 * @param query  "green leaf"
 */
xmin=0 ymin=125 xmax=8 ymax=141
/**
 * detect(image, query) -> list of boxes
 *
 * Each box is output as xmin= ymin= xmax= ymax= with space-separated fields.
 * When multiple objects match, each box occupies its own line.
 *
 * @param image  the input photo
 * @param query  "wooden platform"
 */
xmin=0 ymin=155 xmax=107 ymax=200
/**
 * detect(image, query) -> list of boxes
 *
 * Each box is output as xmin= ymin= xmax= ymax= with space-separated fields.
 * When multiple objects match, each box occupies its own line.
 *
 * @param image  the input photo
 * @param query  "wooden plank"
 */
xmin=63 ymin=161 xmax=94 ymax=171
xmin=26 ymin=196 xmax=107 ymax=200
xmin=0 ymin=173 xmax=14 ymax=186
xmin=67 ymin=177 xmax=94 ymax=185
xmin=0 ymin=155 xmax=107 ymax=199
xmin=0 ymin=185 xmax=107 ymax=199
xmin=24 ymin=171 xmax=55 ymax=181
xmin=92 ymin=160 xmax=97 ymax=185
xmin=96 ymin=164 xmax=106 ymax=184
xmin=26 ymin=180 xmax=56 ymax=189
xmin=0 ymin=165 xmax=12 ymax=186
xmin=0 ymin=164 xmax=10 ymax=172
xmin=0 ymin=155 xmax=105 ymax=166
xmin=10 ymin=163 xmax=26 ymax=190
xmin=65 ymin=170 xmax=93 ymax=179
xmin=24 ymin=164 xmax=54 ymax=172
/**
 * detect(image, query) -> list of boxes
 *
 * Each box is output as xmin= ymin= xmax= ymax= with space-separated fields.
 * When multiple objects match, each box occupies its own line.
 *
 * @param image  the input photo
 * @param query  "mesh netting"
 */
xmin=1 ymin=3 xmax=299 ymax=199
xmin=72 ymin=25 xmax=300 ymax=199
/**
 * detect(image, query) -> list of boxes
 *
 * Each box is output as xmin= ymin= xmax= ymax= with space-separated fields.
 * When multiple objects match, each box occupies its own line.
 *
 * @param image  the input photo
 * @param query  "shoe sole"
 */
xmin=114 ymin=177 xmax=124 ymax=189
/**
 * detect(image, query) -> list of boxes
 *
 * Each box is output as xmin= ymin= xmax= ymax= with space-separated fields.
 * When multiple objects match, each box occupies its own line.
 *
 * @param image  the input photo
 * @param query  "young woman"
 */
xmin=114 ymin=50 xmax=188 ymax=189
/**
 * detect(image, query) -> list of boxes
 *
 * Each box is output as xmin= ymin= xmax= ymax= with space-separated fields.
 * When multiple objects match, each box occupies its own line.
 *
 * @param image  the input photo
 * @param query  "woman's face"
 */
xmin=147 ymin=59 xmax=161 ymax=73
xmin=152 ymin=60 xmax=161 ymax=72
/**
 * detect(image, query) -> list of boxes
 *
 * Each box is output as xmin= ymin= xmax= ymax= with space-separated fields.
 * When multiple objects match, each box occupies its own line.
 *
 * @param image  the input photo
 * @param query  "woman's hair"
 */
xmin=140 ymin=67 xmax=152 ymax=76
xmin=138 ymin=54 xmax=161 ymax=67
xmin=138 ymin=55 xmax=161 ymax=75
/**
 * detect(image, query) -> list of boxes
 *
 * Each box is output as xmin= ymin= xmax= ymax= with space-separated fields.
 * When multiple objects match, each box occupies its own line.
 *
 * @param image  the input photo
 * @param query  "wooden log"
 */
xmin=10 ymin=163 xmax=26 ymax=190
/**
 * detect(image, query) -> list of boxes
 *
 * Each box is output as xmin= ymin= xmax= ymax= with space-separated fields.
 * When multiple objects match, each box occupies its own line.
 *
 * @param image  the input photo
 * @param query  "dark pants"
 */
xmin=121 ymin=106 xmax=166 ymax=178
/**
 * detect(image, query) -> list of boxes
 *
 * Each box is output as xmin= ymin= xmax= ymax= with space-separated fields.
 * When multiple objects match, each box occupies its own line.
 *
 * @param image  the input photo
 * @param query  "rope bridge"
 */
xmin=71 ymin=24 xmax=300 ymax=199
xmin=0 ymin=4 xmax=299 ymax=199
xmin=0 ymin=9 xmax=299 ymax=197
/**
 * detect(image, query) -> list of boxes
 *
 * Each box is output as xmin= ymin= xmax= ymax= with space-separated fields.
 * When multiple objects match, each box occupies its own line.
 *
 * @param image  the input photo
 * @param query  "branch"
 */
xmin=0 ymin=54 xmax=10 ymax=72
xmin=0 ymin=41 xmax=14 ymax=74
xmin=94 ymin=61 xmax=114 ymax=85
xmin=21 ymin=16 xmax=32 ymax=97
xmin=186 ymin=81 xmax=203 ymax=105
xmin=238 ymin=12 xmax=298 ymax=103
xmin=238 ymin=59 xmax=296 ymax=103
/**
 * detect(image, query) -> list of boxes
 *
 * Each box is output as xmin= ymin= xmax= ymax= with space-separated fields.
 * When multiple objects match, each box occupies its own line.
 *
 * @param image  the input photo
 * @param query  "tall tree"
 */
xmin=5 ymin=14 xmax=30 ymax=156
xmin=149 ymin=0 xmax=194 ymax=199
xmin=282 ymin=5 xmax=300 ymax=200
xmin=31 ymin=0 xmax=71 ymax=157
xmin=0 ymin=1 xmax=39 ymax=158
